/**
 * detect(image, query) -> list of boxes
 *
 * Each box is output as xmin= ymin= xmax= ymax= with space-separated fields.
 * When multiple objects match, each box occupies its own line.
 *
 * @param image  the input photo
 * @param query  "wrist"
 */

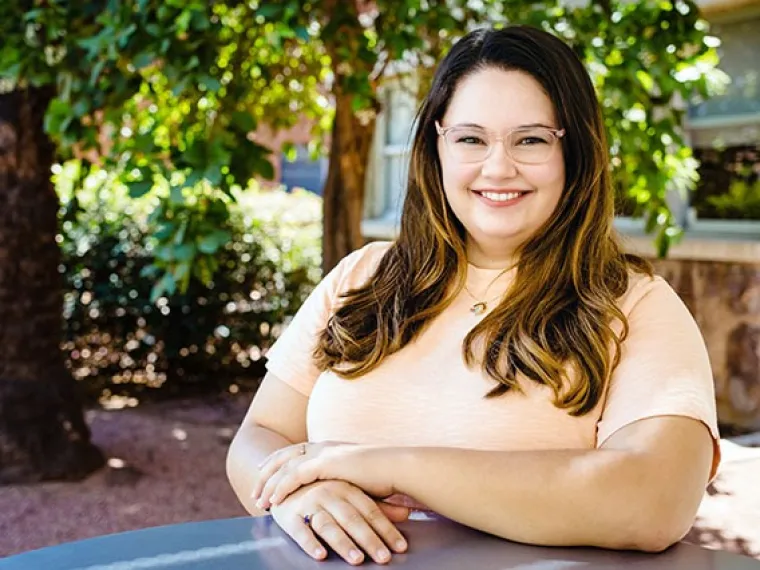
xmin=378 ymin=446 xmax=408 ymax=496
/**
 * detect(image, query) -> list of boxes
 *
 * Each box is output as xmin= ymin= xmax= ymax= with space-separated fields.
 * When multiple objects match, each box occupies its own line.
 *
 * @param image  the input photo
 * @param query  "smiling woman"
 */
xmin=227 ymin=25 xmax=720 ymax=567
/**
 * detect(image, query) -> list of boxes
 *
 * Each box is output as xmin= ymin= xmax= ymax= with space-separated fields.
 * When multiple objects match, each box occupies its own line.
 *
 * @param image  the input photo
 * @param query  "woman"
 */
xmin=227 ymin=25 xmax=719 ymax=565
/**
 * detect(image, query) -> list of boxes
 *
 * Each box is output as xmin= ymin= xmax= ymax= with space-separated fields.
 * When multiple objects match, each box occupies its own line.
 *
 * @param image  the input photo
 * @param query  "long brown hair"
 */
xmin=314 ymin=25 xmax=651 ymax=415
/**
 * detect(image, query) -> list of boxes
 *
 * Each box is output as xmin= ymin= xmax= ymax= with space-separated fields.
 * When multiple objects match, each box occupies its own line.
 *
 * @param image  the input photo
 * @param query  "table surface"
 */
xmin=2 ymin=514 xmax=759 ymax=570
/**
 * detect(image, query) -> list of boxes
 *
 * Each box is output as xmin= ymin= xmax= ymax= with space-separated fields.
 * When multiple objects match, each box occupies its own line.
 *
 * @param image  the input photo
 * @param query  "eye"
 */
xmin=516 ymin=136 xmax=549 ymax=146
xmin=453 ymin=133 xmax=487 ymax=145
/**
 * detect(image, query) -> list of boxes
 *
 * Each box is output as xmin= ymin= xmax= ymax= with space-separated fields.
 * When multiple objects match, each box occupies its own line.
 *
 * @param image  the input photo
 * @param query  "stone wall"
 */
xmin=651 ymin=258 xmax=760 ymax=432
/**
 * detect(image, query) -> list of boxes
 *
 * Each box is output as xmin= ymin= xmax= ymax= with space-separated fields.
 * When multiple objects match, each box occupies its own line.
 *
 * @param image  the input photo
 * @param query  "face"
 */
xmin=437 ymin=67 xmax=566 ymax=268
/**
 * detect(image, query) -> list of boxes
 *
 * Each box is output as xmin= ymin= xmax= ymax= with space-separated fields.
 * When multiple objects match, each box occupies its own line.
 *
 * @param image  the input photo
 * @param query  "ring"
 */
xmin=303 ymin=513 xmax=313 ymax=525
xmin=299 ymin=443 xmax=307 ymax=455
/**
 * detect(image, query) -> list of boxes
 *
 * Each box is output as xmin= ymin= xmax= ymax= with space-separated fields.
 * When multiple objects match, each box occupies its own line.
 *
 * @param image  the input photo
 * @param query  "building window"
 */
xmin=686 ymin=14 xmax=760 ymax=224
xmin=281 ymin=145 xmax=328 ymax=195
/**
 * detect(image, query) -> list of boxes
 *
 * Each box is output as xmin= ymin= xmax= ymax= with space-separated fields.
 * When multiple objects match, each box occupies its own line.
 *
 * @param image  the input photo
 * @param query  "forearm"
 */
xmin=226 ymin=424 xmax=295 ymax=516
xmin=392 ymin=447 xmax=680 ymax=551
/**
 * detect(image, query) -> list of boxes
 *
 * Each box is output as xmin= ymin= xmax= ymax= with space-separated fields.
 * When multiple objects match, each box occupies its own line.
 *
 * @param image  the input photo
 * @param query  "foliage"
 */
xmin=257 ymin=0 xmax=727 ymax=257
xmin=1 ymin=0 xmax=329 ymax=299
xmin=1 ymin=0 xmax=728 ymax=299
xmin=690 ymin=144 xmax=760 ymax=220
xmin=706 ymin=179 xmax=760 ymax=220
xmin=57 ymin=162 xmax=321 ymax=402
xmin=556 ymin=0 xmax=728 ymax=254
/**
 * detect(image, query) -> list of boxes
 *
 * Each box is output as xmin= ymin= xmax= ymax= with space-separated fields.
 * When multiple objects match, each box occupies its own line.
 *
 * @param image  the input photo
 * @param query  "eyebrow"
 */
xmin=452 ymin=121 xmax=556 ymax=130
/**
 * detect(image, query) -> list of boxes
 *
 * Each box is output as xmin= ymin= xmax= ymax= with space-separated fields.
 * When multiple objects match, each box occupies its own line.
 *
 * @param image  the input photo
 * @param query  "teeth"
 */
xmin=481 ymin=191 xmax=522 ymax=202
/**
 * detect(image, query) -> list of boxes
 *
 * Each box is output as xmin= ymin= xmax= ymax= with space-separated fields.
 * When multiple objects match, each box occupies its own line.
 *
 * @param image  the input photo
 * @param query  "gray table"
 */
xmin=2 ymin=514 xmax=759 ymax=569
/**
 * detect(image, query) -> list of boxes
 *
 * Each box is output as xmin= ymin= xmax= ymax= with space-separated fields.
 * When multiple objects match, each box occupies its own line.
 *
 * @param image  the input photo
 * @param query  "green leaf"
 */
xmin=72 ymin=99 xmax=89 ymax=118
xmin=255 ymin=4 xmax=284 ymax=19
xmin=169 ymin=185 xmax=185 ymax=205
xmin=154 ymin=222 xmax=176 ymax=241
xmin=89 ymin=59 xmax=107 ymax=87
xmin=294 ymin=25 xmax=311 ymax=41
xmin=255 ymin=157 xmax=275 ymax=181
xmin=128 ymin=180 xmax=153 ymax=198
xmin=44 ymin=99 xmax=73 ymax=136
xmin=197 ymin=229 xmax=231 ymax=254
xmin=173 ymin=243 xmax=197 ymax=262
xmin=231 ymin=111 xmax=257 ymax=133
xmin=133 ymin=52 xmax=155 ymax=69
xmin=139 ymin=264 xmax=161 ymax=279
xmin=150 ymin=272 xmax=177 ymax=303
xmin=199 ymin=75 xmax=221 ymax=92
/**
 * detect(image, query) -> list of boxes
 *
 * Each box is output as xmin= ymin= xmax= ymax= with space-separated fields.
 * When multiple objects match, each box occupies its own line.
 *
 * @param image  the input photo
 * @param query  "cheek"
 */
xmin=526 ymin=160 xmax=565 ymax=197
xmin=441 ymin=161 xmax=480 ymax=192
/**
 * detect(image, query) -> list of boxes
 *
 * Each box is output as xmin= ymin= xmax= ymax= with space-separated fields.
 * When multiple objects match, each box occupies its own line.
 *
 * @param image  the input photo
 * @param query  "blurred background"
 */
xmin=0 ymin=0 xmax=758 ymax=560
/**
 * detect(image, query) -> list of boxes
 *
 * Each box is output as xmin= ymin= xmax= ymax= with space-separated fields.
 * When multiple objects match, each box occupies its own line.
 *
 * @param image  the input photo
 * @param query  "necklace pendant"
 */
xmin=470 ymin=302 xmax=487 ymax=315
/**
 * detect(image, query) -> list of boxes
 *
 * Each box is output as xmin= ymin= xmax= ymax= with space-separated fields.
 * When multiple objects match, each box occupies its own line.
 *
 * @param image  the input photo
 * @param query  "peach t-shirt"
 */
xmin=265 ymin=241 xmax=721 ymax=501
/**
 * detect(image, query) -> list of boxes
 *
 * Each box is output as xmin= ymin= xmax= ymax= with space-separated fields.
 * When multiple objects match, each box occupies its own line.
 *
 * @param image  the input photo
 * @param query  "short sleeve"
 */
xmin=596 ymin=276 xmax=721 ymax=480
xmin=264 ymin=242 xmax=391 ymax=396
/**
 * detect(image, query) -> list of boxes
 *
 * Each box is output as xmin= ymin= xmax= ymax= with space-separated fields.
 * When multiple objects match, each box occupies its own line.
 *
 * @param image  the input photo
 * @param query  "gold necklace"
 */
xmin=463 ymin=265 xmax=514 ymax=315
xmin=463 ymin=285 xmax=505 ymax=315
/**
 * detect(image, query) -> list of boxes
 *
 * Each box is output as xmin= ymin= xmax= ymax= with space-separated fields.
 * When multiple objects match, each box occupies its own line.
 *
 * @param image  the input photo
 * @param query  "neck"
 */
xmin=466 ymin=238 xmax=519 ymax=270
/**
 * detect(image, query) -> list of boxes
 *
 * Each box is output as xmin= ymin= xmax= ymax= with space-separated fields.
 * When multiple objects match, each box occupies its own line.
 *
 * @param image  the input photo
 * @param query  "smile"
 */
xmin=472 ymin=189 xmax=531 ymax=206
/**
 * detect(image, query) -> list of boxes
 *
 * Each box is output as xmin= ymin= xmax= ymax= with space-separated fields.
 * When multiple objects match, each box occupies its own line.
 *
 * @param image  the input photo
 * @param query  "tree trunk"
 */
xmin=321 ymin=91 xmax=377 ymax=274
xmin=0 ymin=87 xmax=104 ymax=484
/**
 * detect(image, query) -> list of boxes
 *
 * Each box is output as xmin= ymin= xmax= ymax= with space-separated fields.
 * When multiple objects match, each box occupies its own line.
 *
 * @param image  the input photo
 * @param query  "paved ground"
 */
xmin=1 ymin=394 xmax=759 ymax=560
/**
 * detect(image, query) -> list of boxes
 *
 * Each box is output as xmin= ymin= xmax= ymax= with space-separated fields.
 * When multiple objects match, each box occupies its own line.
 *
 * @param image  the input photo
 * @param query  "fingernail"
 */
xmin=377 ymin=549 xmax=390 ymax=561
xmin=314 ymin=547 xmax=326 ymax=558
xmin=396 ymin=540 xmax=407 ymax=551
xmin=349 ymin=549 xmax=363 ymax=562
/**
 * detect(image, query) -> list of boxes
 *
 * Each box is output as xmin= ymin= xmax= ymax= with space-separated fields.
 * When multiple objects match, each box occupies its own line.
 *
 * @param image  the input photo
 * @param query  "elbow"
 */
xmin=225 ymin=429 xmax=238 ymax=481
xmin=599 ymin=519 xmax=687 ymax=553
xmin=225 ymin=428 xmax=246 ymax=496
xmin=615 ymin=503 xmax=695 ymax=553
xmin=629 ymin=523 xmax=686 ymax=553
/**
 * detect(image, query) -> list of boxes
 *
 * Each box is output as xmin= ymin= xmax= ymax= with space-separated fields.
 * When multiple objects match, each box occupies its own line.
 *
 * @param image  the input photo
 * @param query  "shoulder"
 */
xmin=338 ymin=240 xmax=393 ymax=273
xmin=327 ymin=240 xmax=394 ymax=297
xmin=617 ymin=270 xmax=684 ymax=317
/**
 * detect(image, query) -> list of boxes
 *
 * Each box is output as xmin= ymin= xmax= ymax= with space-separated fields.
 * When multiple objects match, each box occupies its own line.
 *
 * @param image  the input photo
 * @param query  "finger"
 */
xmin=309 ymin=509 xmax=365 ymax=566
xmin=325 ymin=499 xmax=394 ymax=564
xmin=268 ymin=460 xmax=319 ymax=507
xmin=276 ymin=512 xmax=328 ymax=561
xmin=251 ymin=444 xmax=304 ymax=501
xmin=377 ymin=502 xmax=411 ymax=524
xmin=256 ymin=461 xmax=293 ymax=510
xmin=348 ymin=495 xmax=408 ymax=554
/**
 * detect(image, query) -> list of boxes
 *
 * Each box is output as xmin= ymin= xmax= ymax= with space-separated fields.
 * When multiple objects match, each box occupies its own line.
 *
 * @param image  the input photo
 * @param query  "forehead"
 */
xmin=443 ymin=67 xmax=556 ymax=128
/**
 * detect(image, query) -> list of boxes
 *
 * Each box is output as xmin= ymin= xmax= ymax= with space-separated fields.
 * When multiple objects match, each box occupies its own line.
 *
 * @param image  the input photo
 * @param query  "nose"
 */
xmin=480 ymin=139 xmax=518 ymax=179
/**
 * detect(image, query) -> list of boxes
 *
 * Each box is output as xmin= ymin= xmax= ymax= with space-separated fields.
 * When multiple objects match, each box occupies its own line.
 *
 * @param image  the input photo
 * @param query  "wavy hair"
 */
xmin=314 ymin=25 xmax=651 ymax=415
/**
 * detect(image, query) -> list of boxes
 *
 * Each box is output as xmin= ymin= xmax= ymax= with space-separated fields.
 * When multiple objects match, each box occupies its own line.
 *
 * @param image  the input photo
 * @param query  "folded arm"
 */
xmin=258 ymin=414 xmax=714 ymax=552
xmin=388 ymin=415 xmax=713 ymax=552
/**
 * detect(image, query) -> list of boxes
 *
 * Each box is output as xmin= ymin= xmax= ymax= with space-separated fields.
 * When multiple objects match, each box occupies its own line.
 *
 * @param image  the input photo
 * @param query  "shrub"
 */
xmin=57 ymin=163 xmax=322 ymax=404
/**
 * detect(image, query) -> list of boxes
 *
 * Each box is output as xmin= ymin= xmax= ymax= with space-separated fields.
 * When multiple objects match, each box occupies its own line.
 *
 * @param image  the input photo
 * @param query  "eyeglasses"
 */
xmin=435 ymin=121 xmax=565 ymax=165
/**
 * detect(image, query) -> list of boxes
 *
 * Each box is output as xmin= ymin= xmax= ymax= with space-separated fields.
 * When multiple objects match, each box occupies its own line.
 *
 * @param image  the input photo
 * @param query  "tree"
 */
xmin=0 ymin=0 xmax=722 ymax=481
xmin=0 ymin=87 xmax=104 ymax=482
xmin=0 ymin=0 xmax=325 ymax=482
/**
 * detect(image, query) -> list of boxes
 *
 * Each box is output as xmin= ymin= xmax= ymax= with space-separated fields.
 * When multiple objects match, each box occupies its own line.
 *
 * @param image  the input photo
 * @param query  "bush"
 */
xmin=57 ymin=163 xmax=322 ymax=404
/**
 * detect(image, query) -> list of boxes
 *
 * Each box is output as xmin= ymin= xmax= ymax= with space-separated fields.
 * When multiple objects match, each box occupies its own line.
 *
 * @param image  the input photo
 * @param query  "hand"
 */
xmin=270 ymin=480 xmax=409 ymax=566
xmin=251 ymin=441 xmax=343 ymax=502
xmin=254 ymin=444 xmax=396 ymax=510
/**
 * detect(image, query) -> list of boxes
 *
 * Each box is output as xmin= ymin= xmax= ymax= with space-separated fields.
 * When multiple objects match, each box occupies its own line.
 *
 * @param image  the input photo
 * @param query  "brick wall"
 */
xmin=652 ymin=258 xmax=760 ymax=432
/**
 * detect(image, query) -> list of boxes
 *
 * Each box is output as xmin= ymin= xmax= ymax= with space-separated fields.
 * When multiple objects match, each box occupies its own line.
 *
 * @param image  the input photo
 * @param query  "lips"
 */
xmin=471 ymin=189 xmax=532 ymax=204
